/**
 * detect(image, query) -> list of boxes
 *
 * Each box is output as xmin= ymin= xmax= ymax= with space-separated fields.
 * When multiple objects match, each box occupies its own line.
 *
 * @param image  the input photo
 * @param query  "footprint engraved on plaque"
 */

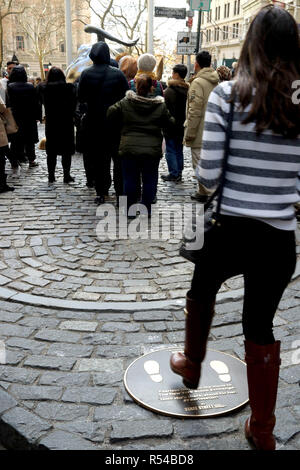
xmin=144 ymin=360 xmax=163 ymax=383
xmin=210 ymin=360 xmax=231 ymax=382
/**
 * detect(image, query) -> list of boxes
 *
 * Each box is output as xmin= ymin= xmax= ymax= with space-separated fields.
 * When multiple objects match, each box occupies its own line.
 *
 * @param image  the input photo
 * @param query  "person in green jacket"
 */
xmin=107 ymin=75 xmax=175 ymax=217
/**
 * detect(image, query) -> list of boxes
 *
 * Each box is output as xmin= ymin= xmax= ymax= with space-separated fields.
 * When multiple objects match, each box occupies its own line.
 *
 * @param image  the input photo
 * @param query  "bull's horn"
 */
xmin=84 ymin=25 xmax=139 ymax=47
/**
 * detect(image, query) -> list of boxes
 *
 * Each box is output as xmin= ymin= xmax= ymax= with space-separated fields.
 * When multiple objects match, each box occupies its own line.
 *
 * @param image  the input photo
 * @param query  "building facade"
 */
xmin=200 ymin=0 xmax=243 ymax=67
xmin=2 ymin=0 xmax=92 ymax=77
xmin=199 ymin=0 xmax=300 ymax=67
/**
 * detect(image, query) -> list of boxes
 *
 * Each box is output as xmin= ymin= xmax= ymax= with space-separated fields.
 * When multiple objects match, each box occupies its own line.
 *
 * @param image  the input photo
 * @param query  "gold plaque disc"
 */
xmin=124 ymin=348 xmax=249 ymax=418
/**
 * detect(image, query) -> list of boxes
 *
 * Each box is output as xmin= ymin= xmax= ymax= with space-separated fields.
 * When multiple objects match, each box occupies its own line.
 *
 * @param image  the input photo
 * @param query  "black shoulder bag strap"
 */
xmin=203 ymin=99 xmax=235 ymax=218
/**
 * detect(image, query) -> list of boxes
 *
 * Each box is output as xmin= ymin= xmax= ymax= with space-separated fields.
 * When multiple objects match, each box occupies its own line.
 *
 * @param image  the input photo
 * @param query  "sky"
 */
xmin=90 ymin=0 xmax=201 ymax=51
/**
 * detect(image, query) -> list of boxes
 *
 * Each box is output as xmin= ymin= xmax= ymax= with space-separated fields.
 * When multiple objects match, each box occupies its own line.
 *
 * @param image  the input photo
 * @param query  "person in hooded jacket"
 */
xmin=107 ymin=75 xmax=175 ymax=217
xmin=78 ymin=41 xmax=129 ymax=205
xmin=161 ymin=64 xmax=189 ymax=182
xmin=7 ymin=65 xmax=41 ymax=168
xmin=39 ymin=67 xmax=77 ymax=183
xmin=183 ymin=51 xmax=219 ymax=202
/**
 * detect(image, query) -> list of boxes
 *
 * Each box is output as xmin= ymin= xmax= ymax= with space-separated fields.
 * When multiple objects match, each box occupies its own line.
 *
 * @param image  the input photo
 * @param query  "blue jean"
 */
xmin=165 ymin=137 xmax=184 ymax=178
xmin=122 ymin=156 xmax=160 ymax=215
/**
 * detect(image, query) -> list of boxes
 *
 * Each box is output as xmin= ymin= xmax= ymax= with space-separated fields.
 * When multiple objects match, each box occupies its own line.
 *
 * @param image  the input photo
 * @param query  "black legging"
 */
xmin=190 ymin=215 xmax=296 ymax=345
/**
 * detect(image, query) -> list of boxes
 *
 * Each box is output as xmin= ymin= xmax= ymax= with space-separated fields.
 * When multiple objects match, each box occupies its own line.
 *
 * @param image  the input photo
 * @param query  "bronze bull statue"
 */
xmin=66 ymin=25 xmax=139 ymax=82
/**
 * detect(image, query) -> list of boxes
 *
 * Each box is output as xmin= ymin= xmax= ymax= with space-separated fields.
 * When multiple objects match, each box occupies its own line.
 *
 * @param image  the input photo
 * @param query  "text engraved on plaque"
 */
xmin=158 ymin=384 xmax=237 ymax=411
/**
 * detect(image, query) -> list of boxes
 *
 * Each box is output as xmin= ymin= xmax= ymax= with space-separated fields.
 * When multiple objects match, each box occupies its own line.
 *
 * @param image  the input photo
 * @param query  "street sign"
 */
xmin=154 ymin=7 xmax=186 ymax=19
xmin=190 ymin=0 xmax=211 ymax=12
xmin=177 ymin=31 xmax=198 ymax=55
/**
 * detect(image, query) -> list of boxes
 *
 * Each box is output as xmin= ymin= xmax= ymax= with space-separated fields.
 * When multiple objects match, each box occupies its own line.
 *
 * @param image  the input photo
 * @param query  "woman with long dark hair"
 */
xmin=40 ymin=67 xmax=76 ymax=183
xmin=7 ymin=65 xmax=41 ymax=168
xmin=170 ymin=5 xmax=300 ymax=450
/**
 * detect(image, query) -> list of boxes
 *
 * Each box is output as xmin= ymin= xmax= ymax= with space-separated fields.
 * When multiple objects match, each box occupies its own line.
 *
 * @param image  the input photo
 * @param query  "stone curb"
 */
xmin=0 ymin=287 xmax=248 ymax=312
xmin=0 ymin=389 xmax=45 ymax=450
xmin=0 ymin=260 xmax=298 ymax=312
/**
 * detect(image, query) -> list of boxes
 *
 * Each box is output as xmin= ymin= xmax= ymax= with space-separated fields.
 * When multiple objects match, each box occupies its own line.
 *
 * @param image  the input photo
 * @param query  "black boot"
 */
xmin=95 ymin=195 xmax=105 ymax=205
xmin=0 ymin=174 xmax=14 ymax=193
xmin=48 ymin=174 xmax=56 ymax=183
xmin=64 ymin=174 xmax=75 ymax=183
xmin=47 ymin=154 xmax=57 ymax=183
xmin=62 ymin=154 xmax=74 ymax=183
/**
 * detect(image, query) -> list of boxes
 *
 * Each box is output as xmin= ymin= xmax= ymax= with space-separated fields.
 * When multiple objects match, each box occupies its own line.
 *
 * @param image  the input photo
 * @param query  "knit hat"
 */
xmin=137 ymin=53 xmax=156 ymax=72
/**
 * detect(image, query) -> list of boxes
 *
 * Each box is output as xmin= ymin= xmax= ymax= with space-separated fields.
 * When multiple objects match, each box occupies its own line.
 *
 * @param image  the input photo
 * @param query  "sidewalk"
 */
xmin=0 ymin=134 xmax=299 ymax=450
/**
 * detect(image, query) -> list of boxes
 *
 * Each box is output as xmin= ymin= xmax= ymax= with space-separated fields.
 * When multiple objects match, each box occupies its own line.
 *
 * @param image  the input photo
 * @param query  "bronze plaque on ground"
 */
xmin=124 ymin=348 xmax=249 ymax=418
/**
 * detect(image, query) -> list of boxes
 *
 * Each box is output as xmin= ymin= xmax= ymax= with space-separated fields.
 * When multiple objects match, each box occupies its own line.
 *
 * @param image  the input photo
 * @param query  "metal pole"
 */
xmin=195 ymin=10 xmax=202 ymax=53
xmin=65 ymin=0 xmax=73 ymax=66
xmin=187 ymin=36 xmax=191 ymax=77
xmin=147 ymin=0 xmax=154 ymax=54
xmin=186 ymin=1 xmax=193 ymax=78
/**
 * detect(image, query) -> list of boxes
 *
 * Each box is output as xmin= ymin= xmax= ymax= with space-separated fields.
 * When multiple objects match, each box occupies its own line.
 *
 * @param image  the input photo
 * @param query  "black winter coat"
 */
xmin=7 ymin=82 xmax=41 ymax=144
xmin=78 ymin=42 xmax=129 ymax=138
xmin=40 ymin=81 xmax=77 ymax=156
xmin=163 ymin=79 xmax=189 ymax=139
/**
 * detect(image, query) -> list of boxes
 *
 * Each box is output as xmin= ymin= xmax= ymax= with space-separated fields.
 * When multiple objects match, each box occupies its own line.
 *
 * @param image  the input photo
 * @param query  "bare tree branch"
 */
xmin=16 ymin=0 xmax=65 ymax=79
xmin=85 ymin=0 xmax=146 ymax=49
xmin=0 ymin=1 xmax=30 ymax=67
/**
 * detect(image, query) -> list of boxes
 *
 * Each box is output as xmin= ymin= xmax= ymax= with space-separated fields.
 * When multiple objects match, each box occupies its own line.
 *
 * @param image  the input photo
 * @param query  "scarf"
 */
xmin=135 ymin=70 xmax=157 ymax=80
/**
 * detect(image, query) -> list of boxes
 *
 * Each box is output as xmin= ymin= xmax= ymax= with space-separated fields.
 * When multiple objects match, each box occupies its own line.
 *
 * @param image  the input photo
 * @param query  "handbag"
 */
xmin=180 ymin=100 xmax=235 ymax=263
xmin=0 ymin=107 xmax=18 ymax=135
xmin=39 ymin=137 xmax=46 ymax=150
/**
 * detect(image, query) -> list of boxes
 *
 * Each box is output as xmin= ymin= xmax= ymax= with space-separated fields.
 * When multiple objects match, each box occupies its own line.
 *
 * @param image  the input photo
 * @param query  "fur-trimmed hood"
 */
xmin=167 ymin=79 xmax=189 ymax=89
xmin=125 ymin=89 xmax=164 ymax=105
xmin=190 ymin=67 xmax=219 ymax=85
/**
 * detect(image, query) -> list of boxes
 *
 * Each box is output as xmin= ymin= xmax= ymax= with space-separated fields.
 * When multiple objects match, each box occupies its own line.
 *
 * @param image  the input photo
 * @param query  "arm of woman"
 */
xmin=195 ymin=85 xmax=228 ymax=189
xmin=106 ymin=100 xmax=123 ymax=127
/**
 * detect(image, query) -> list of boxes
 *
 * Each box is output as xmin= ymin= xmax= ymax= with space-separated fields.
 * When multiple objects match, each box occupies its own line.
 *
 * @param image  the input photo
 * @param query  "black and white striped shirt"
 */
xmin=196 ymin=81 xmax=300 ymax=230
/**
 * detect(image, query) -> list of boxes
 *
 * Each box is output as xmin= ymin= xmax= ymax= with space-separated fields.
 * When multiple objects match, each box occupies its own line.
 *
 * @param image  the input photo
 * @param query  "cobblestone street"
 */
xmin=0 ymin=130 xmax=299 ymax=450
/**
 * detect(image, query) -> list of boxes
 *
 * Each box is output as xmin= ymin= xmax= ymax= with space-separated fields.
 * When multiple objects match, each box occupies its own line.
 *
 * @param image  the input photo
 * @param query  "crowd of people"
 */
xmin=0 ymin=41 xmax=236 ymax=204
xmin=0 ymin=5 xmax=299 ymax=452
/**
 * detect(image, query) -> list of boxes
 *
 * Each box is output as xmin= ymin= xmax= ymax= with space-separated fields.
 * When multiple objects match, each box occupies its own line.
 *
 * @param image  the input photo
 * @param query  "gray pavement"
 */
xmin=0 ymin=129 xmax=299 ymax=450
